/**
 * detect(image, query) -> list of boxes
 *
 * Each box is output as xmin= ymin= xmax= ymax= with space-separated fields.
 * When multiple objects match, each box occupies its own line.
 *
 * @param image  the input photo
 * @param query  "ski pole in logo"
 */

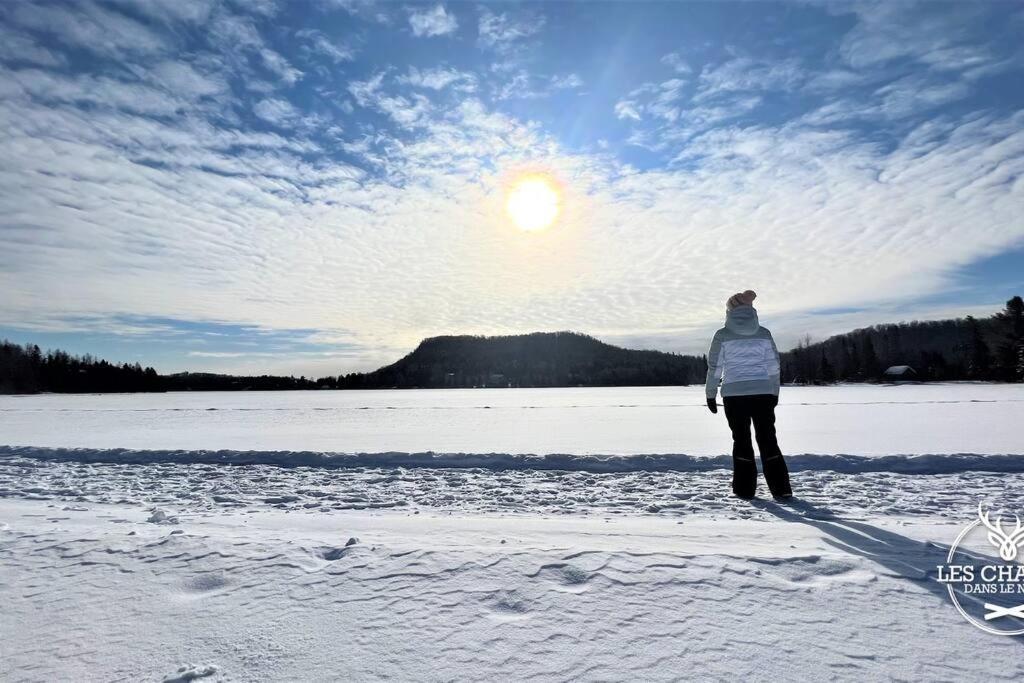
xmin=985 ymin=603 xmax=1024 ymax=621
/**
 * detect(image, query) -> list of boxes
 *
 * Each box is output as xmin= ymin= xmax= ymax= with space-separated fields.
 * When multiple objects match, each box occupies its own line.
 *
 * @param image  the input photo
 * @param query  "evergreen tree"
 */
xmin=965 ymin=315 xmax=992 ymax=380
xmin=845 ymin=341 xmax=860 ymax=381
xmin=819 ymin=350 xmax=835 ymax=384
xmin=994 ymin=296 xmax=1024 ymax=382
xmin=860 ymin=337 xmax=880 ymax=380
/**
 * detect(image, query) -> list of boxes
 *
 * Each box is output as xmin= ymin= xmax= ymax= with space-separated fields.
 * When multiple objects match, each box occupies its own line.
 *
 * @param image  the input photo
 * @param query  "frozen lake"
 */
xmin=1 ymin=383 xmax=1021 ymax=456
xmin=4 ymin=385 xmax=1024 ymax=682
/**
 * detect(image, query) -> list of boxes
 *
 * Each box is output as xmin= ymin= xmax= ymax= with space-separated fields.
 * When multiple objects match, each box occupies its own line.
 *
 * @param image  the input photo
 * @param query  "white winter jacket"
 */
xmin=704 ymin=305 xmax=781 ymax=399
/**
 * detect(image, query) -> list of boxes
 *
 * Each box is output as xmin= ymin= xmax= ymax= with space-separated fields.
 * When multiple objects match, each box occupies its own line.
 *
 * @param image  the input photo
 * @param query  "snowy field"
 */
xmin=1 ymin=383 xmax=1022 ymax=455
xmin=2 ymin=384 xmax=1024 ymax=681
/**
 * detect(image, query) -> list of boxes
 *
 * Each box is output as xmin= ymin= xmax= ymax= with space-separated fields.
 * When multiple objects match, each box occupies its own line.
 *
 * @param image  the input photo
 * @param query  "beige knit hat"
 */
xmin=726 ymin=290 xmax=757 ymax=311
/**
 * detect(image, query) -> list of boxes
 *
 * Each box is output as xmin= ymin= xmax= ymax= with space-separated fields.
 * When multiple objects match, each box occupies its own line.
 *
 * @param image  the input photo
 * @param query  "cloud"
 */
xmin=110 ymin=0 xmax=219 ymax=25
xmin=347 ymin=71 xmax=432 ymax=128
xmin=407 ymin=4 xmax=458 ymax=38
xmin=492 ymin=71 xmax=583 ymax=100
xmin=873 ymin=75 xmax=972 ymax=119
xmin=648 ymin=79 xmax=688 ymax=121
xmin=296 ymin=29 xmax=356 ymax=63
xmin=253 ymin=97 xmax=301 ymax=125
xmin=614 ymin=100 xmax=641 ymax=121
xmin=4 ymin=68 xmax=184 ymax=116
xmin=348 ymin=71 xmax=386 ymax=106
xmin=550 ymin=73 xmax=583 ymax=90
xmin=660 ymin=52 xmax=691 ymax=74
xmin=616 ymin=79 xmax=690 ymax=125
xmin=324 ymin=0 xmax=393 ymax=24
xmin=258 ymin=48 xmax=302 ymax=85
xmin=187 ymin=351 xmax=251 ymax=358
xmin=399 ymin=66 xmax=476 ymax=91
xmin=494 ymin=70 xmax=539 ymax=100
xmin=207 ymin=11 xmax=265 ymax=48
xmin=803 ymin=68 xmax=870 ymax=93
xmin=0 ymin=26 xmax=65 ymax=67
xmin=836 ymin=2 xmax=989 ymax=71
xmin=205 ymin=11 xmax=301 ymax=85
xmin=9 ymin=1 xmax=169 ymax=58
xmin=148 ymin=61 xmax=228 ymax=98
xmin=478 ymin=8 xmax=544 ymax=50
xmin=798 ymin=74 xmax=974 ymax=126
xmin=375 ymin=92 xmax=432 ymax=128
xmin=696 ymin=56 xmax=803 ymax=100
xmin=232 ymin=0 xmax=281 ymax=18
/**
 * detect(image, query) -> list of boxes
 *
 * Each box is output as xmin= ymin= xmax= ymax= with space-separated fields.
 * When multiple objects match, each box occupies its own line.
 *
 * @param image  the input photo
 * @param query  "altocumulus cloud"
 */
xmin=0 ymin=1 xmax=1022 ymax=375
xmin=407 ymin=4 xmax=458 ymax=38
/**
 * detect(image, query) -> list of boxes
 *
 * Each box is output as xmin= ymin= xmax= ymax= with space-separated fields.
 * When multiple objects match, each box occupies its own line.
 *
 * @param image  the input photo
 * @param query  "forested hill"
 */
xmin=780 ymin=296 xmax=1024 ymax=384
xmin=336 ymin=332 xmax=707 ymax=389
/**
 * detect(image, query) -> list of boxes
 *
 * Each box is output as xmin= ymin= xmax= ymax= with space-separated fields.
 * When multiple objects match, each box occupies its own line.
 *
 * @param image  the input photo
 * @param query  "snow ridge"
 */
xmin=2 ymin=445 xmax=1022 ymax=475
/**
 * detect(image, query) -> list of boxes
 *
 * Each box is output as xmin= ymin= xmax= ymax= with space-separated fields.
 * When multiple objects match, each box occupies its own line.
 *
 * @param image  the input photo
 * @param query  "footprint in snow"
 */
xmin=488 ymin=589 xmax=531 ymax=619
xmin=531 ymin=563 xmax=592 ymax=592
xmin=162 ymin=664 xmax=218 ymax=682
xmin=147 ymin=509 xmax=179 ymax=525
xmin=315 ymin=537 xmax=359 ymax=561
xmin=559 ymin=564 xmax=590 ymax=585
xmin=181 ymin=573 xmax=230 ymax=594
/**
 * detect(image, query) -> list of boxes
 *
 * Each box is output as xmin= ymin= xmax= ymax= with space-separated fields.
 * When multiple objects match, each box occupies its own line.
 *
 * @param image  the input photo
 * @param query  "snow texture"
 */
xmin=3 ymin=499 xmax=1024 ymax=681
xmin=1 ymin=384 xmax=1023 ymax=681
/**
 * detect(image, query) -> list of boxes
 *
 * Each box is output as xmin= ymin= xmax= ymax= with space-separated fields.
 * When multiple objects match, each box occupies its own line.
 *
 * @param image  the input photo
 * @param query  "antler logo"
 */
xmin=938 ymin=503 xmax=1024 ymax=636
xmin=978 ymin=503 xmax=1024 ymax=562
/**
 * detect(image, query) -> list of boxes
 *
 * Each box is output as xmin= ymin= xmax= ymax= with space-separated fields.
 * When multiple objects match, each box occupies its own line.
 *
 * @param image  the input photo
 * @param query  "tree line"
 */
xmin=2 ymin=296 xmax=1021 ymax=393
xmin=0 ymin=342 xmax=162 ymax=394
xmin=0 ymin=342 xmax=317 ymax=394
xmin=779 ymin=296 xmax=1023 ymax=384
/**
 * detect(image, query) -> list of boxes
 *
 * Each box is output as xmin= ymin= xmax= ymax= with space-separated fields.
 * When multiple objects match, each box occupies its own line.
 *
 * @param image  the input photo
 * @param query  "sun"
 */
xmin=506 ymin=175 xmax=560 ymax=232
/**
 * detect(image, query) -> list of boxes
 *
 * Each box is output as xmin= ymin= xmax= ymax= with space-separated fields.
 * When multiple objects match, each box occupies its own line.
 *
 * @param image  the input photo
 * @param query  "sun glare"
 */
xmin=506 ymin=175 xmax=560 ymax=232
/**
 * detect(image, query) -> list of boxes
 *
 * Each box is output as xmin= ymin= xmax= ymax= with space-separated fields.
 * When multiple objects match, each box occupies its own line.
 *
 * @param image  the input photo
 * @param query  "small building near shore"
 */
xmin=883 ymin=365 xmax=917 ymax=381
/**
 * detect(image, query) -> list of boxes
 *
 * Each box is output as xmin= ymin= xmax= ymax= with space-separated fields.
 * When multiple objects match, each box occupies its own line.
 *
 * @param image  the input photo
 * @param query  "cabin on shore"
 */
xmin=882 ymin=365 xmax=918 ymax=382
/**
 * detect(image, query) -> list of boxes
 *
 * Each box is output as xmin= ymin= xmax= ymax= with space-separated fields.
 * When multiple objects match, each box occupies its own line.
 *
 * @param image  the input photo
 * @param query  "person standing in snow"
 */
xmin=705 ymin=290 xmax=793 ymax=499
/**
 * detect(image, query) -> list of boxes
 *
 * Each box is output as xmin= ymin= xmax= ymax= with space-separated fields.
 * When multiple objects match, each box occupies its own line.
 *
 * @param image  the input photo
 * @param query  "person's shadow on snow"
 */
xmin=752 ymin=498 xmax=1024 ymax=638
xmin=752 ymin=499 xmax=948 ymax=590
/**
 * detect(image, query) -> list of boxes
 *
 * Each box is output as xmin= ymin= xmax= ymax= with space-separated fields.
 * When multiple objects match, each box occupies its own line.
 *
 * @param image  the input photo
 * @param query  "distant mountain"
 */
xmin=336 ymin=332 xmax=707 ymax=389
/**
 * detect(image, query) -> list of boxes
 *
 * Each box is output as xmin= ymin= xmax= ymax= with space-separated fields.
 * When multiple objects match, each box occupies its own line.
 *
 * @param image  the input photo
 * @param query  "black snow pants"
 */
xmin=722 ymin=394 xmax=792 ymax=499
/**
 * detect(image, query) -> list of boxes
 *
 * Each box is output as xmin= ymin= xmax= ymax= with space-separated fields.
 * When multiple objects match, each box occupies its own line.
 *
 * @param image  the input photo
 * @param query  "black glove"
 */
xmin=706 ymin=398 xmax=718 ymax=414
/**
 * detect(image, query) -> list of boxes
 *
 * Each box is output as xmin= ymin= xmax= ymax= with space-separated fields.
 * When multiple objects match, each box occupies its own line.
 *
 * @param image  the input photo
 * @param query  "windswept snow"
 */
xmin=3 ymin=499 xmax=1024 ymax=681
xmin=2 ymin=384 xmax=1023 ymax=681
xmin=3 ymin=452 xmax=1023 ymax=518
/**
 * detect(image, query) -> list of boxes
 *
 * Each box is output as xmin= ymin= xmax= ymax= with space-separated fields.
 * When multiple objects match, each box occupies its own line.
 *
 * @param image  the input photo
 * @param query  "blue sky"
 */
xmin=0 ymin=0 xmax=1022 ymax=377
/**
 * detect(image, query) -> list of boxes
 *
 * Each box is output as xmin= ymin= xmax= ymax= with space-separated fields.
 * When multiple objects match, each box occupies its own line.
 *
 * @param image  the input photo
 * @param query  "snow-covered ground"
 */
xmin=4 ymin=498 xmax=1024 ymax=682
xmin=1 ymin=383 xmax=1022 ymax=454
xmin=2 ymin=384 xmax=1024 ymax=681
